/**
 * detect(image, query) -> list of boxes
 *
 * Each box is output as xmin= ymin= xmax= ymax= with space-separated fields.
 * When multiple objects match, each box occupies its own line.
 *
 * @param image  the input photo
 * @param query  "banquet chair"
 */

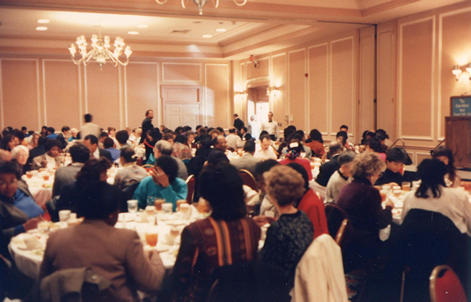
xmin=397 ymin=209 xmax=466 ymax=302
xmin=429 ymin=265 xmax=468 ymax=302
xmin=324 ymin=203 xmax=348 ymax=242
xmin=40 ymin=268 xmax=112 ymax=302
xmin=239 ymin=169 xmax=258 ymax=192
xmin=186 ymin=175 xmax=196 ymax=203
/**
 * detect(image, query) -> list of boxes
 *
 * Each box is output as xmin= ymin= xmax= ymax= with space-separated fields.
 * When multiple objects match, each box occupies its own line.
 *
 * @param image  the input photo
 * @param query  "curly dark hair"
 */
xmin=199 ymin=163 xmax=246 ymax=221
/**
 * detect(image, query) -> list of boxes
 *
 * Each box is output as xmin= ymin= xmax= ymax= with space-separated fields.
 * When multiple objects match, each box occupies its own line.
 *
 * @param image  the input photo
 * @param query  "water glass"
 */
xmin=146 ymin=196 xmax=156 ymax=206
xmin=127 ymin=199 xmax=138 ymax=213
xmin=58 ymin=210 xmax=71 ymax=222
xmin=162 ymin=202 xmax=173 ymax=214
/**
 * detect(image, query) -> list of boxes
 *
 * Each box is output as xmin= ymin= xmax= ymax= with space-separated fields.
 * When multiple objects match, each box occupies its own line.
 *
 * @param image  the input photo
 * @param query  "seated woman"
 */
xmin=260 ymin=165 xmax=313 ymax=294
xmin=114 ymin=147 xmax=148 ymax=191
xmin=279 ymin=140 xmax=313 ymax=180
xmin=401 ymin=159 xmax=471 ymax=235
xmin=336 ymin=152 xmax=394 ymax=272
xmin=172 ymin=163 xmax=260 ymax=302
xmin=10 ymin=145 xmax=29 ymax=174
xmin=431 ymin=146 xmax=461 ymax=187
xmin=133 ymin=155 xmax=187 ymax=211
xmin=365 ymin=137 xmax=386 ymax=161
xmin=305 ymin=129 xmax=325 ymax=158
xmin=0 ymin=161 xmax=43 ymax=258
xmin=39 ymin=175 xmax=165 ymax=301
xmin=287 ymin=162 xmax=328 ymax=239
xmin=31 ymin=139 xmax=61 ymax=170
xmin=336 ymin=131 xmax=354 ymax=151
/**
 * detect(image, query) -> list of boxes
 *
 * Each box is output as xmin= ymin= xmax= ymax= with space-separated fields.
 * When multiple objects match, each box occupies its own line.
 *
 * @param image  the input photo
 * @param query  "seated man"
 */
xmin=103 ymin=137 xmax=120 ymax=162
xmin=133 ymin=155 xmax=187 ymax=211
xmin=230 ymin=140 xmax=260 ymax=175
xmin=254 ymin=134 xmax=277 ymax=160
xmin=83 ymin=134 xmax=112 ymax=161
xmin=326 ymin=152 xmax=355 ymax=203
xmin=226 ymin=128 xmax=243 ymax=151
xmin=52 ymin=143 xmax=90 ymax=197
xmin=375 ymin=147 xmax=416 ymax=186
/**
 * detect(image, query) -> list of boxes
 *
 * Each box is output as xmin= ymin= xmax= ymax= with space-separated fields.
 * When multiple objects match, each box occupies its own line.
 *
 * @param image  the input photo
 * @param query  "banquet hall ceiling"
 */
xmin=0 ymin=0 xmax=467 ymax=59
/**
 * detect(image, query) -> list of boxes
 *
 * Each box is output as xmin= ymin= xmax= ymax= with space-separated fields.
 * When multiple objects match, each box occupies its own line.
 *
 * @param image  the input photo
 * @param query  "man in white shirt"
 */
xmin=254 ymin=134 xmax=277 ymax=160
xmin=226 ymin=128 xmax=243 ymax=150
xmin=79 ymin=113 xmax=101 ymax=139
xmin=260 ymin=111 xmax=278 ymax=140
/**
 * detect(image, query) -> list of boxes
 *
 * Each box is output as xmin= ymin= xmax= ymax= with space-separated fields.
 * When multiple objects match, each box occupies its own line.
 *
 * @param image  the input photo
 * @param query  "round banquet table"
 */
xmin=9 ymin=207 xmax=268 ymax=280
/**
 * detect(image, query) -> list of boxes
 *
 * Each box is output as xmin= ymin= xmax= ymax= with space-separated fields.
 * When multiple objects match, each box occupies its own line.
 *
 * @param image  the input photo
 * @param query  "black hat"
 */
xmin=386 ymin=147 xmax=412 ymax=165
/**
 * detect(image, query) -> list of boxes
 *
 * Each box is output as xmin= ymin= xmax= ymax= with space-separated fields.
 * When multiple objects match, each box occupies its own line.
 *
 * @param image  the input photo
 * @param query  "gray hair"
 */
xmin=11 ymin=145 xmax=29 ymax=159
xmin=337 ymin=151 xmax=355 ymax=166
xmin=154 ymin=140 xmax=173 ymax=156
xmin=352 ymin=152 xmax=386 ymax=180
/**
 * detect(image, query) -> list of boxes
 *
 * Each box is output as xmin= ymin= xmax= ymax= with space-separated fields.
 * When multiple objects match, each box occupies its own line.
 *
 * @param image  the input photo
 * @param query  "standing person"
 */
xmin=340 ymin=124 xmax=349 ymax=134
xmin=233 ymin=113 xmax=245 ymax=131
xmin=79 ymin=113 xmax=101 ymax=139
xmin=140 ymin=109 xmax=154 ymax=144
xmin=260 ymin=112 xmax=278 ymax=141
xmin=248 ymin=115 xmax=260 ymax=140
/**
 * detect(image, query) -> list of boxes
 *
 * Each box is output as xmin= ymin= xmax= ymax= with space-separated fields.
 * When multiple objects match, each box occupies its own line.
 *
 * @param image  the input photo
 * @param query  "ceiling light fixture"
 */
xmin=202 ymin=34 xmax=213 ymax=38
xmin=35 ymin=26 xmax=48 ymax=31
xmin=155 ymin=0 xmax=248 ymax=15
xmin=216 ymin=28 xmax=227 ymax=32
xmin=68 ymin=34 xmax=132 ymax=67
xmin=128 ymin=31 xmax=139 ymax=35
xmin=37 ymin=19 xmax=50 ymax=24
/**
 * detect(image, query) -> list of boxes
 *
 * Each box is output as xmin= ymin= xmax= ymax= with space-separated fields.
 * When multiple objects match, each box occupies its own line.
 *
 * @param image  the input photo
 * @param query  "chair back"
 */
xmin=206 ymin=263 xmax=257 ymax=302
xmin=40 ymin=268 xmax=112 ymax=302
xmin=335 ymin=218 xmax=349 ymax=245
xmin=324 ymin=203 xmax=347 ymax=240
xmin=399 ymin=209 xmax=463 ymax=276
xmin=186 ymin=175 xmax=196 ymax=203
xmin=239 ymin=169 xmax=258 ymax=192
xmin=430 ymin=265 xmax=467 ymax=302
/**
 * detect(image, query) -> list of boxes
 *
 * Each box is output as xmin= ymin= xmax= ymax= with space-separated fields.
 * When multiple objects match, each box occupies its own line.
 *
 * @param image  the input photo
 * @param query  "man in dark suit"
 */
xmin=315 ymin=143 xmax=343 ymax=187
xmin=233 ymin=113 xmax=245 ymax=131
xmin=83 ymin=134 xmax=112 ymax=162
xmin=140 ymin=109 xmax=154 ymax=144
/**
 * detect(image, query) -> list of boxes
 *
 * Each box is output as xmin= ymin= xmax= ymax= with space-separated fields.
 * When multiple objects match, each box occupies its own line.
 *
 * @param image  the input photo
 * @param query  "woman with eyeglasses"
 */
xmin=0 ymin=160 xmax=43 ymax=259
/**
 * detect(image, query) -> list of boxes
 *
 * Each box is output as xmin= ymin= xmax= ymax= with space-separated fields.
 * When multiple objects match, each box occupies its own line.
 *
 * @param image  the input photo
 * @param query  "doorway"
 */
xmin=247 ymin=85 xmax=269 ymax=139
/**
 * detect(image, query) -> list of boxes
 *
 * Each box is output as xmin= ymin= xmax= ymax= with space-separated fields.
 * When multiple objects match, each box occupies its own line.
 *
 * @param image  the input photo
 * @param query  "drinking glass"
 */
xmin=127 ymin=200 xmax=138 ymax=213
xmin=145 ymin=232 xmax=158 ymax=247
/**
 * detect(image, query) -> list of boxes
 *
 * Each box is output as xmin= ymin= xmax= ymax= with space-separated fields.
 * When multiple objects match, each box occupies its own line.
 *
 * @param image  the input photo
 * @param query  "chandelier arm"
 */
xmin=155 ymin=0 xmax=169 ymax=4
xmin=233 ymin=0 xmax=248 ymax=6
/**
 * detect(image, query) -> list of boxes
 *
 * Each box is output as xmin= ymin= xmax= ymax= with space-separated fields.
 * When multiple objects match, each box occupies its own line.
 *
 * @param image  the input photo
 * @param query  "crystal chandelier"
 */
xmin=68 ymin=34 xmax=132 ymax=67
xmin=155 ymin=0 xmax=248 ymax=15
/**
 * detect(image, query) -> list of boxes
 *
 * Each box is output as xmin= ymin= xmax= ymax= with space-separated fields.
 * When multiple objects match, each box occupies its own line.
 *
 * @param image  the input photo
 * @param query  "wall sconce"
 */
xmin=267 ymin=86 xmax=282 ymax=98
xmin=452 ymin=64 xmax=471 ymax=81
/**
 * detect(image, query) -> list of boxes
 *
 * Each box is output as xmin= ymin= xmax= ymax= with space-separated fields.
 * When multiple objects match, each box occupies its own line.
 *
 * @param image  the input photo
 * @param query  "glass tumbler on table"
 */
xmin=127 ymin=199 xmax=138 ymax=213
xmin=145 ymin=231 xmax=158 ymax=247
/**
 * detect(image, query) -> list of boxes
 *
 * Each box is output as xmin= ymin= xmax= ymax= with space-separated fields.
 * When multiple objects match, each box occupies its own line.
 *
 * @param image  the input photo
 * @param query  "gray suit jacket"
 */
xmin=173 ymin=156 xmax=188 ymax=180
xmin=52 ymin=163 xmax=83 ymax=197
xmin=230 ymin=153 xmax=260 ymax=175
xmin=39 ymin=220 xmax=165 ymax=302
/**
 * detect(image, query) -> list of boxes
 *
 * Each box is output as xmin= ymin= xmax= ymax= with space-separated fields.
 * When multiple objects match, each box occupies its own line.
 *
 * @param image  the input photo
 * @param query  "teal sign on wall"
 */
xmin=451 ymin=96 xmax=471 ymax=116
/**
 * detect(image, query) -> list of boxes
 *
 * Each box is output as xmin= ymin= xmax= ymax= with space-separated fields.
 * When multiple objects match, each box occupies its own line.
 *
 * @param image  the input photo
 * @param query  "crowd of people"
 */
xmin=0 ymin=110 xmax=470 ymax=302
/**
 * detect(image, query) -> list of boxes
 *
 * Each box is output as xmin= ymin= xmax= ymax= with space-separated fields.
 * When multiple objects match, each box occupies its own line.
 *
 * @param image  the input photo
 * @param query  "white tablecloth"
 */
xmin=8 ymin=207 xmax=212 ymax=279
